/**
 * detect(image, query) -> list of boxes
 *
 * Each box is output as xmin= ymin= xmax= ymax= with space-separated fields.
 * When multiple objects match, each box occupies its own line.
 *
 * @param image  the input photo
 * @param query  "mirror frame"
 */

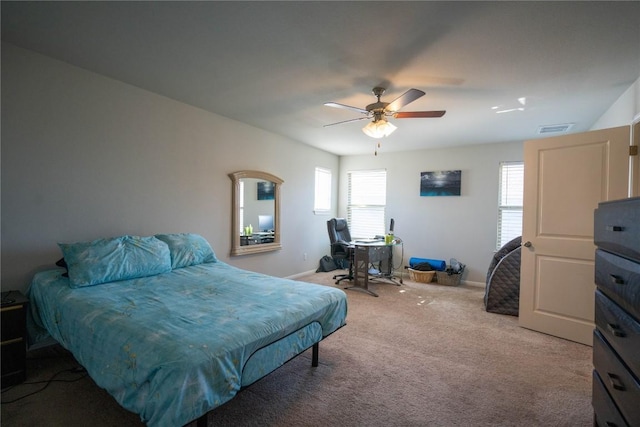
xmin=229 ymin=170 xmax=283 ymax=256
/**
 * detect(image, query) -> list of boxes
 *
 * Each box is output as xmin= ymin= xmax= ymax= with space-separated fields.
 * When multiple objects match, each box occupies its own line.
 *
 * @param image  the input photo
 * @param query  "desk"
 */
xmin=345 ymin=241 xmax=403 ymax=297
xmin=240 ymin=233 xmax=275 ymax=246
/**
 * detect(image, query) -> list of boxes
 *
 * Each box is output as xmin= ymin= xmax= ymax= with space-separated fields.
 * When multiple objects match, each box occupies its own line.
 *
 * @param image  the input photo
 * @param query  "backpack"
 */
xmin=317 ymin=255 xmax=338 ymax=272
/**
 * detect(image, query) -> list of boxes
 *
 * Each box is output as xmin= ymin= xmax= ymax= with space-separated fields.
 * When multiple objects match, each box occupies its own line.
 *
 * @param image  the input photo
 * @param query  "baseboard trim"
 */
xmin=287 ymin=270 xmax=486 ymax=289
xmin=286 ymin=269 xmax=318 ymax=280
xmin=463 ymin=280 xmax=485 ymax=288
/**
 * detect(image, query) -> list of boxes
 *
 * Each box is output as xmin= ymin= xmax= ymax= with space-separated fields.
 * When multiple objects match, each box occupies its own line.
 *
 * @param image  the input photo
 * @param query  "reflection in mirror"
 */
xmin=239 ymin=178 xmax=275 ymax=244
xmin=229 ymin=171 xmax=283 ymax=256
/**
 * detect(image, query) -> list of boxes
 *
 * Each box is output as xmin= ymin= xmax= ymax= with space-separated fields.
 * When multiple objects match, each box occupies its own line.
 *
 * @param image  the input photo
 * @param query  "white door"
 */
xmin=519 ymin=126 xmax=631 ymax=345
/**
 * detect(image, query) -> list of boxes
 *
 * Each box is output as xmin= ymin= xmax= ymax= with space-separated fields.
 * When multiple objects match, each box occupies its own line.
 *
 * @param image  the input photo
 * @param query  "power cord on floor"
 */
xmin=1 ymin=366 xmax=87 ymax=403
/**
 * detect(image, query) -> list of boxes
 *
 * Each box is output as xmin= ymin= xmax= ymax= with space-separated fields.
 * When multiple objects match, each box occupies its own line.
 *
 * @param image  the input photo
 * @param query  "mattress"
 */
xmin=27 ymin=261 xmax=347 ymax=426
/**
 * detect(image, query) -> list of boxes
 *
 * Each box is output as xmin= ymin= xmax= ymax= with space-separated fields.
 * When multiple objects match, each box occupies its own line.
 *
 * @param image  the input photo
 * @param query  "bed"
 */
xmin=26 ymin=233 xmax=347 ymax=426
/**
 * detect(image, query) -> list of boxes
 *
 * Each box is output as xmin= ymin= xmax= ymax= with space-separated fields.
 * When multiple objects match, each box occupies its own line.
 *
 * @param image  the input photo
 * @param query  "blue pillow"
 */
xmin=155 ymin=233 xmax=217 ymax=269
xmin=58 ymin=235 xmax=172 ymax=288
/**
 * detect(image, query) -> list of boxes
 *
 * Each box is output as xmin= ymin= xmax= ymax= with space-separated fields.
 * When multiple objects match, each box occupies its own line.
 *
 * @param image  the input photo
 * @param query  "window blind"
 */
xmin=497 ymin=162 xmax=524 ymax=249
xmin=347 ymin=169 xmax=386 ymax=238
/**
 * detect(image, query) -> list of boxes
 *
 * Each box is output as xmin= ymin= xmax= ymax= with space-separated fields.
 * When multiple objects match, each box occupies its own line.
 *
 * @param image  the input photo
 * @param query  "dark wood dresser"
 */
xmin=593 ymin=197 xmax=640 ymax=427
xmin=1 ymin=290 xmax=29 ymax=387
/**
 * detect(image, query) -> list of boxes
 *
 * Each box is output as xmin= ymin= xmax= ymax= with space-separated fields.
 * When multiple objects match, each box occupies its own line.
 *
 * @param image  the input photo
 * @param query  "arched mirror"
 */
xmin=229 ymin=170 xmax=283 ymax=256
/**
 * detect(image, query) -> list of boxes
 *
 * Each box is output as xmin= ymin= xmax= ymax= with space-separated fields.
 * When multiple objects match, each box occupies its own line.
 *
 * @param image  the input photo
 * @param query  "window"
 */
xmin=347 ymin=169 xmax=387 ymax=238
xmin=497 ymin=161 xmax=524 ymax=249
xmin=314 ymin=167 xmax=332 ymax=213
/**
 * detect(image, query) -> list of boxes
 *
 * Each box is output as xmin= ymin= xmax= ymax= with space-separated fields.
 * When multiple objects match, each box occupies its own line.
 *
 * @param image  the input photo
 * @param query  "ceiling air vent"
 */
xmin=537 ymin=123 xmax=574 ymax=134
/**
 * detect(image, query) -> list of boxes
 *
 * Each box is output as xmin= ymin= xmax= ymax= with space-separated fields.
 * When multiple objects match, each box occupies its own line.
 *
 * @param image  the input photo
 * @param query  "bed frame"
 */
xmin=193 ymin=341 xmax=323 ymax=426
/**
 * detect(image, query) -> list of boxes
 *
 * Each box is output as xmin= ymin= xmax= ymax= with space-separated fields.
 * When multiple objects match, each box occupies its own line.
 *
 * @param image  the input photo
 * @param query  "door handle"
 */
xmin=523 ymin=241 xmax=532 ymax=248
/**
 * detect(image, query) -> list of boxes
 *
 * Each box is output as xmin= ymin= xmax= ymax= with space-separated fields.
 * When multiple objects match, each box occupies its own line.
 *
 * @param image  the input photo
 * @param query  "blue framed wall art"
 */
xmin=420 ymin=170 xmax=461 ymax=196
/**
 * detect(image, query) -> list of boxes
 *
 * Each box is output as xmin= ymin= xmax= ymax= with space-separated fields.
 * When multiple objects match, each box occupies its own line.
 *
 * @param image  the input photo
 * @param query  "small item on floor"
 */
xmin=447 ymin=258 xmax=465 ymax=274
xmin=316 ymin=255 xmax=338 ymax=272
xmin=434 ymin=259 xmax=466 ymax=286
xmin=412 ymin=262 xmax=433 ymax=271
xmin=408 ymin=268 xmax=436 ymax=283
xmin=408 ymin=261 xmax=436 ymax=283
xmin=435 ymin=271 xmax=462 ymax=286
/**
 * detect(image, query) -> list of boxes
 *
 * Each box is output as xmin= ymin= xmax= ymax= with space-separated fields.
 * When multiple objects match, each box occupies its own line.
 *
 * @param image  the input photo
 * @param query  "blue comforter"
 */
xmin=27 ymin=262 xmax=347 ymax=426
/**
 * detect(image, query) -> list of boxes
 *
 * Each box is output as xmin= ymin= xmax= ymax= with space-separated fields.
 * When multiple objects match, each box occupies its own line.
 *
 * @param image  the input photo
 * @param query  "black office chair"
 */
xmin=327 ymin=218 xmax=354 ymax=284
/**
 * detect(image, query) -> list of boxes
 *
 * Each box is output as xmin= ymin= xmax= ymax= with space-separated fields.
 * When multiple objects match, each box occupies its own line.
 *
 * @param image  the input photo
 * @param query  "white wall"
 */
xmin=15 ymin=41 xmax=629 ymax=290
xmin=339 ymin=141 xmax=523 ymax=284
xmin=591 ymin=75 xmax=640 ymax=195
xmin=337 ymin=75 xmax=640 ymax=285
xmin=591 ymin=76 xmax=640 ymax=130
xmin=1 ymin=43 xmax=339 ymax=293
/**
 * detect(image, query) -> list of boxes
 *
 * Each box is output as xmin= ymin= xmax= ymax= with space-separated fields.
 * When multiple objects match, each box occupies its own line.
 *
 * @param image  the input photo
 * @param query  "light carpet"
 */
xmin=1 ymin=271 xmax=592 ymax=426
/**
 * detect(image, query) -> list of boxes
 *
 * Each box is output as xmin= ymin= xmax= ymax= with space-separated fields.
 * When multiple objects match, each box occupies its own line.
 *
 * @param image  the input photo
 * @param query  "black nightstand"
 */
xmin=1 ymin=290 xmax=29 ymax=387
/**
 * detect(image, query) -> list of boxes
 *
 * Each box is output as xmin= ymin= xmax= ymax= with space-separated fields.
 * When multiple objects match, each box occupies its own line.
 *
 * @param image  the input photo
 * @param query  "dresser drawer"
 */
xmin=593 ymin=330 xmax=640 ymax=426
xmin=593 ymin=370 xmax=629 ymax=427
xmin=595 ymin=290 xmax=640 ymax=376
xmin=594 ymin=197 xmax=640 ymax=262
xmin=1 ymin=304 xmax=27 ymax=341
xmin=595 ymin=249 xmax=640 ymax=322
xmin=1 ymin=339 xmax=26 ymax=377
xmin=1 ymin=291 xmax=29 ymax=387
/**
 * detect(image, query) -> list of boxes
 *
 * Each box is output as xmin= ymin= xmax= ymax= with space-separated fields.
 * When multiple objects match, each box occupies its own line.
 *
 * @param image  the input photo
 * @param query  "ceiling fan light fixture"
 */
xmin=362 ymin=119 xmax=397 ymax=138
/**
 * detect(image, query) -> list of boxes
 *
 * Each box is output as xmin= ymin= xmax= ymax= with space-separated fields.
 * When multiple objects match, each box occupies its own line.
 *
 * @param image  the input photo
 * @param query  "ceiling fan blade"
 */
xmin=323 ymin=116 xmax=370 ymax=127
xmin=324 ymin=102 xmax=369 ymax=115
xmin=394 ymin=110 xmax=446 ymax=119
xmin=385 ymin=88 xmax=426 ymax=112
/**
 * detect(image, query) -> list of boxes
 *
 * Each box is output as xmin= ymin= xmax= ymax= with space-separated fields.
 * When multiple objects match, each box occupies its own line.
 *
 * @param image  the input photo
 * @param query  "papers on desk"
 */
xmin=354 ymin=240 xmax=387 ymax=246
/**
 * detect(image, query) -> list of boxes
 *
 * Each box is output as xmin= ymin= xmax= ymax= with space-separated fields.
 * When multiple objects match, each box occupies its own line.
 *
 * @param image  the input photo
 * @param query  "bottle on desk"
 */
xmin=385 ymin=218 xmax=395 ymax=244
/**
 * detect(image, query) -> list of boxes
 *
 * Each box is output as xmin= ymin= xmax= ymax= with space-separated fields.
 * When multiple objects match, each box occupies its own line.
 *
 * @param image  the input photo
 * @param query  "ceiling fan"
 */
xmin=324 ymin=87 xmax=446 ymax=138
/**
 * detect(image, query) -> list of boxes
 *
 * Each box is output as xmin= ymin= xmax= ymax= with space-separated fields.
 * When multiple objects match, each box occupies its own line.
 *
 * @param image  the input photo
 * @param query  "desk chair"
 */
xmin=327 ymin=218 xmax=354 ymax=284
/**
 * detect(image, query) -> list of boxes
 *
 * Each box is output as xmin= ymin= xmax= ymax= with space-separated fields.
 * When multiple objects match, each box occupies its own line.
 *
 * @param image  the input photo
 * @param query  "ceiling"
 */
xmin=2 ymin=1 xmax=640 ymax=156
